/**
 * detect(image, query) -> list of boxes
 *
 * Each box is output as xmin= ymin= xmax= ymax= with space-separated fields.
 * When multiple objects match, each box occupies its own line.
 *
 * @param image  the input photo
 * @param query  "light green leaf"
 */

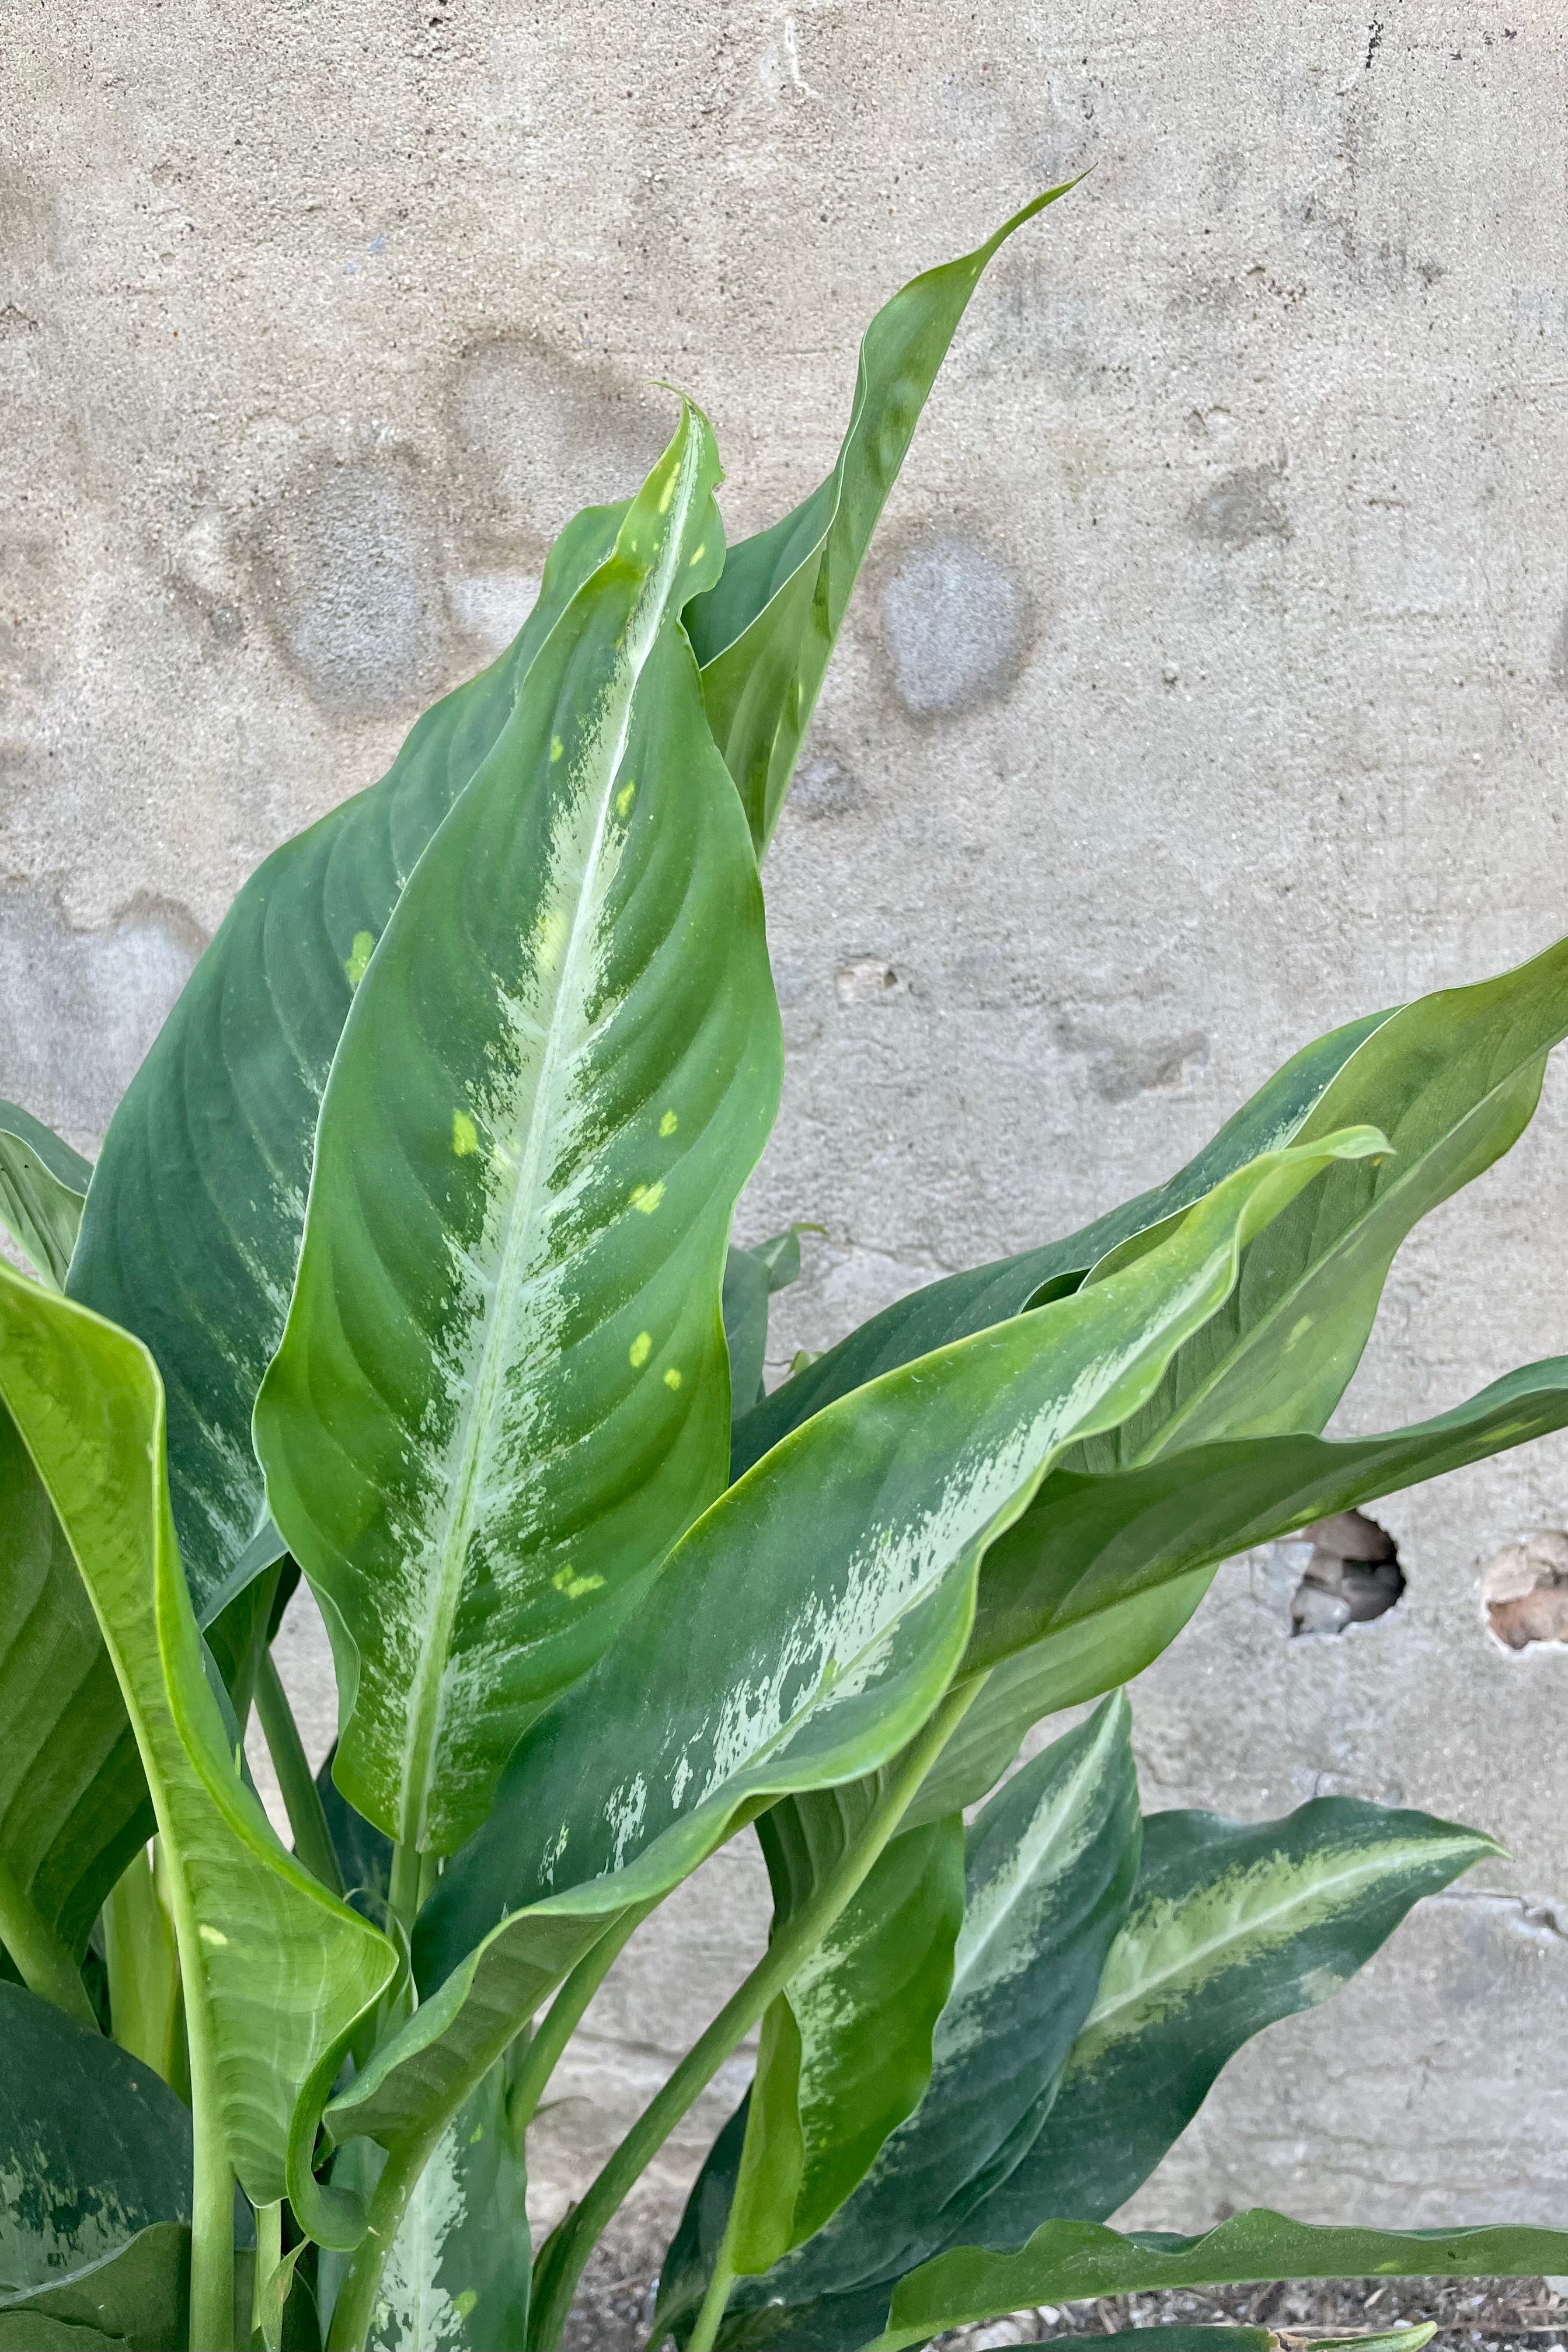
xmin=0 ymin=1262 xmax=396 ymax=2205
xmin=255 ymin=402 xmax=782 ymax=1858
xmin=66 ymin=501 xmax=629 ymax=1620
xmin=727 ymin=1795 xmax=965 ymax=2273
xmin=912 ymin=1350 xmax=1568 ymax=1823
xmin=336 ymin=1131 xmax=1382 ymax=2178
xmin=949 ymin=1797 xmax=1497 ymax=2250
xmin=688 ymin=187 xmax=1074 ymax=852
xmin=731 ymin=1010 xmax=1392 ymax=1481
xmin=0 ymin=1099 xmax=90 ymax=1292
xmin=0 ymin=1403 xmax=149 ymax=2013
xmin=1080 ymin=933 xmax=1568 ymax=1469
xmin=661 ymin=1697 xmax=1141 ymax=2347
xmin=867 ymin=2211 xmax=1568 ymax=2351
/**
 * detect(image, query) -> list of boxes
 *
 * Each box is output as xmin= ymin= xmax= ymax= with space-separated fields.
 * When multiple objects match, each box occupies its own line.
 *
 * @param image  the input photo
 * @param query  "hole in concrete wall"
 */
xmin=1288 ymin=1510 xmax=1405 ymax=1637
xmin=1481 ymin=1531 xmax=1568 ymax=1651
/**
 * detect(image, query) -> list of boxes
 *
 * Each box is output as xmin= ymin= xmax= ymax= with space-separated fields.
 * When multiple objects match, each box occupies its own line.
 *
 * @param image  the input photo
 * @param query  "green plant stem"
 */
xmin=253 ymin=2199 xmax=282 ymax=2350
xmin=687 ymin=2239 xmax=737 ymax=2352
xmin=526 ymin=1677 xmax=984 ymax=2351
xmin=187 ymin=1997 xmax=236 ymax=2352
xmin=254 ymin=1650 xmax=344 ymax=1896
xmin=0 ymin=1849 xmax=97 ymax=2030
xmin=506 ymin=1904 xmax=654 ymax=2141
xmin=388 ymin=1838 xmax=422 ymax=1939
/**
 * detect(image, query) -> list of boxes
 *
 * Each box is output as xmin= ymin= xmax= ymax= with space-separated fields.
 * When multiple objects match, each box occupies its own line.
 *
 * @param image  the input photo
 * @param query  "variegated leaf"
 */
xmin=255 ymin=403 xmax=782 ymax=1858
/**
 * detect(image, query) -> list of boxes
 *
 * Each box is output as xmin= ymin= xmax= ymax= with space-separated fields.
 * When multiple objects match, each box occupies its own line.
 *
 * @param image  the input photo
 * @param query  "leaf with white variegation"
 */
xmin=318 ymin=2061 xmax=529 ymax=2351
xmin=0 ymin=1259 xmax=396 ymax=2210
xmin=0 ymin=1981 xmax=191 ymax=2346
xmin=68 ymin=501 xmax=629 ymax=1618
xmin=317 ymin=1130 xmax=1382 ymax=2209
xmin=948 ymin=1797 xmax=1497 ymax=2249
xmin=255 ymin=402 xmax=782 ymax=1858
xmin=660 ymin=1696 xmax=1140 ymax=2350
xmin=725 ymin=1791 xmax=965 ymax=2275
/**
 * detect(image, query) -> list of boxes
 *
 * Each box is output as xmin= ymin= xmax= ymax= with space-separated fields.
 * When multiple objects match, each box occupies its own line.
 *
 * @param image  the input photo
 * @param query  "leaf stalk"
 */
xmin=525 ymin=1675 xmax=985 ymax=2350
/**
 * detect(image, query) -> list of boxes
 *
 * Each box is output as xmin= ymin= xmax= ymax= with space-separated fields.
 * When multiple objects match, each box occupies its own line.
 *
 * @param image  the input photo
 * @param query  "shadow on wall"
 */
xmin=0 ymin=882 xmax=205 ymax=1149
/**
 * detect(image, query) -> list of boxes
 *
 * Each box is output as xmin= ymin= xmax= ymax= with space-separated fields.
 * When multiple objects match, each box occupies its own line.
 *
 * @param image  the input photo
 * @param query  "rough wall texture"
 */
xmin=6 ymin=0 xmax=1568 ymax=2274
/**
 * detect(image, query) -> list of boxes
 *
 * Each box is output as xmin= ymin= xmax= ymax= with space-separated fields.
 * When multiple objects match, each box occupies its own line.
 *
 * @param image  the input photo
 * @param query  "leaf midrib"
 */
xmin=398 ymin=434 xmax=703 ymax=1855
xmin=1074 ymin=1835 xmax=1477 ymax=2051
xmin=1130 ymin=1061 xmax=1536 ymax=1466
xmin=949 ymin=1704 xmax=1124 ymax=2001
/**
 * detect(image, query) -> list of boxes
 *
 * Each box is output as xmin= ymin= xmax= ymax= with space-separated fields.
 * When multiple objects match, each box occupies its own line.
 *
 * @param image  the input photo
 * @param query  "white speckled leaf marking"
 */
xmin=1071 ymin=1818 xmax=1490 ymax=2065
xmin=946 ymin=1797 xmax=1499 ymax=2249
xmin=256 ymin=403 xmax=783 ymax=1855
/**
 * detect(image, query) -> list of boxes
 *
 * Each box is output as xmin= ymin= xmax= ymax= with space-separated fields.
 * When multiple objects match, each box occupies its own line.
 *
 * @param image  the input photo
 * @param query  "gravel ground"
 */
xmin=561 ymin=2242 xmax=1568 ymax=2352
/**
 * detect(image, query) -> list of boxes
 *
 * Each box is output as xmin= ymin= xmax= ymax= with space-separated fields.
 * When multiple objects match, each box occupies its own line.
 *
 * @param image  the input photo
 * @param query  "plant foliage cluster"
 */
xmin=3 ymin=189 xmax=1567 ymax=2352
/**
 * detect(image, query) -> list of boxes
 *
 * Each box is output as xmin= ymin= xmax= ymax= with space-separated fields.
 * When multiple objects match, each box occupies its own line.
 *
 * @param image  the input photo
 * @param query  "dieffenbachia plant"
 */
xmin=2 ymin=187 xmax=1566 ymax=2352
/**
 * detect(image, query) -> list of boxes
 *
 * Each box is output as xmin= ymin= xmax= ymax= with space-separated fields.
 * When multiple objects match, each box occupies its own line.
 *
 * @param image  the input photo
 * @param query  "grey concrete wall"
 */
xmin=7 ymin=0 xmax=1568 ymax=2285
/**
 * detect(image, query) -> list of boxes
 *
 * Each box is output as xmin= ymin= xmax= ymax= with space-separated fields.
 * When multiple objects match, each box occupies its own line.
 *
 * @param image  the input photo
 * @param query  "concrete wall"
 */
xmin=7 ymin=0 xmax=1568 ymax=2287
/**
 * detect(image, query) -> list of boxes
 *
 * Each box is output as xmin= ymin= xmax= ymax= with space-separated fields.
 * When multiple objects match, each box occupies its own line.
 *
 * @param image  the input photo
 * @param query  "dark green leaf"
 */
xmin=730 ymin=1011 xmax=1391 ymax=1481
xmin=950 ymin=1799 xmax=1496 ymax=2249
xmin=66 ymin=503 xmax=628 ymax=1621
xmin=0 ymin=2223 xmax=190 ymax=2352
xmin=0 ymin=1980 xmax=190 ymax=2283
xmin=0 ymin=1982 xmax=191 ymax=2350
xmin=339 ymin=1135 xmax=1379 ymax=2172
xmin=867 ymin=2212 xmax=1568 ymax=2351
xmin=0 ymin=1099 xmax=90 ymax=1291
xmin=726 ymin=1795 xmax=964 ymax=2270
xmin=660 ymin=1697 xmax=1140 ymax=2346
xmin=723 ymin=1227 xmax=821 ymax=1420
xmin=255 ymin=404 xmax=782 ymax=1857
xmin=316 ymin=1745 xmax=393 ymax=1907
xmin=722 ymin=1246 xmax=772 ymax=1421
xmin=318 ymin=2063 xmax=528 ymax=2351
xmin=688 ymin=187 xmax=1074 ymax=853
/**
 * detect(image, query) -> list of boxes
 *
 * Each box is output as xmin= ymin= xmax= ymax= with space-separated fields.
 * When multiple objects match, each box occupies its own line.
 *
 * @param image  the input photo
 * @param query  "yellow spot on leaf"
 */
xmin=452 ymin=2291 xmax=478 ymax=2322
xmin=663 ymin=1367 xmax=682 ymax=1390
xmin=629 ymin=1180 xmax=665 ymax=1215
xmin=536 ymin=907 xmax=568 ymax=972
xmin=657 ymin=469 xmax=677 ymax=514
xmin=688 ymin=541 xmax=707 ymax=567
xmin=199 ymin=1925 xmax=229 ymax=1947
xmin=452 ymin=1111 xmax=479 ymax=1158
xmin=1286 ymin=1314 xmax=1312 ymax=1349
xmin=616 ymin=780 xmax=637 ymax=818
xmin=629 ymin=1331 xmax=652 ymax=1368
xmin=468 ymin=2124 xmax=485 ymax=2145
xmin=344 ymin=931 xmax=376 ymax=988
xmin=552 ymin=1566 xmax=605 ymax=1600
xmin=658 ymin=1109 xmax=678 ymax=1138
xmin=549 ymin=733 xmax=564 ymax=762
